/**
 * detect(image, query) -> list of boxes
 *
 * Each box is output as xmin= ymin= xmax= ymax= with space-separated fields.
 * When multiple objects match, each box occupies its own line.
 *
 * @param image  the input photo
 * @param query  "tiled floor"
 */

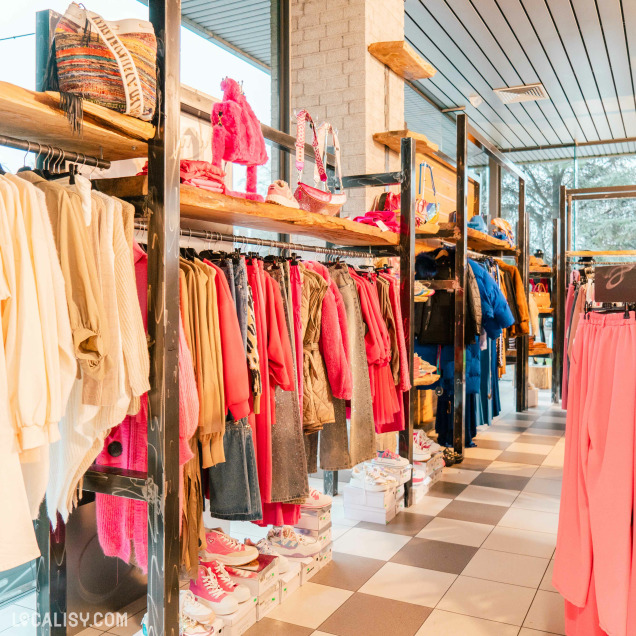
xmin=1 ymin=389 xmax=566 ymax=636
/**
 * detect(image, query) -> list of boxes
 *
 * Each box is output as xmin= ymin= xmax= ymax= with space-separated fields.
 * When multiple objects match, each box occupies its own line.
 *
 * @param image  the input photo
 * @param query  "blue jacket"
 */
xmin=468 ymin=260 xmax=515 ymax=339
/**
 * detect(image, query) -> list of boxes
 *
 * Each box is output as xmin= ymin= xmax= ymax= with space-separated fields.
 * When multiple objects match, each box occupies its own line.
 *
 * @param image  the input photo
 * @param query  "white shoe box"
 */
xmin=343 ymin=484 xmax=396 ymax=509
xmin=288 ymin=555 xmax=319 ymax=584
xmin=295 ymin=505 xmax=331 ymax=531
xmin=256 ymin=583 xmax=280 ymax=621
xmin=317 ymin=542 xmax=332 ymax=568
xmin=295 ymin=523 xmax=332 ymax=547
xmin=279 ymin=563 xmax=301 ymax=602
xmin=221 ymin=598 xmax=257 ymax=636
xmin=226 ymin=554 xmax=279 ymax=597
xmin=344 ymin=502 xmax=397 ymax=524
xmin=212 ymin=618 xmax=226 ymax=635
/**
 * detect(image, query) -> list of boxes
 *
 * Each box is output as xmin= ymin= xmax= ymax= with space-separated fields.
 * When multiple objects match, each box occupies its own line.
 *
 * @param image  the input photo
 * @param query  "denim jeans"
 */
xmin=219 ymin=258 xmax=236 ymax=305
xmin=208 ymin=417 xmax=262 ymax=520
xmin=233 ymin=257 xmax=248 ymax=349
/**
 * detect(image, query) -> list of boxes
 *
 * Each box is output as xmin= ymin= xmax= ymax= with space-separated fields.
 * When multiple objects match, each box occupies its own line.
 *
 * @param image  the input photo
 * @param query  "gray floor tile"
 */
xmin=437 ymin=500 xmax=509 ymax=525
xmin=530 ymin=421 xmax=566 ymax=431
xmin=311 ymin=553 xmax=385 ymax=591
xmin=492 ymin=424 xmax=534 ymax=433
xmin=318 ymin=592 xmax=432 ymax=636
xmin=425 ymin=482 xmax=467 ymax=499
xmin=516 ymin=434 xmax=560 ymax=446
xmin=455 ymin=458 xmax=493 ymax=471
xmin=472 ymin=439 xmax=511 ymax=451
xmin=501 ymin=413 xmax=540 ymax=422
xmin=357 ymin=513 xmax=434 ymax=537
xmin=390 ymin=537 xmax=478 ymax=574
xmin=497 ymin=451 xmax=546 ymax=466
xmin=246 ymin=619 xmax=313 ymax=636
xmin=472 ymin=472 xmax=531 ymax=491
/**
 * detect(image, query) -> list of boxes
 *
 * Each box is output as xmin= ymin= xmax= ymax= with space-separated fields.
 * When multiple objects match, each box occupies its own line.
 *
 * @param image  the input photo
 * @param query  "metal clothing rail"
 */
xmin=0 ymin=133 xmax=111 ymax=170
xmin=133 ymin=220 xmax=391 ymax=259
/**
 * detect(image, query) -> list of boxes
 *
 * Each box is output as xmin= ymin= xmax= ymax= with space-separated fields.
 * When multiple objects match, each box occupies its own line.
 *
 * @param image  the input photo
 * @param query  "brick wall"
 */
xmin=291 ymin=0 xmax=405 ymax=217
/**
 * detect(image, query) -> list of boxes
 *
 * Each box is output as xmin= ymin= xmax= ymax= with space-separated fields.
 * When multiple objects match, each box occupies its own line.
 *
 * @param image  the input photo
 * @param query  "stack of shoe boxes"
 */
xmin=293 ymin=501 xmax=333 ymax=582
xmin=412 ymin=451 xmax=445 ymax=502
xmin=343 ymin=485 xmax=398 ymax=524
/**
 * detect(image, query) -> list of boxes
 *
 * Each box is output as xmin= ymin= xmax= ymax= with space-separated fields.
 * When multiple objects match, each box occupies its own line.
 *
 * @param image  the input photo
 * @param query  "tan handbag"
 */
xmin=531 ymin=283 xmax=551 ymax=309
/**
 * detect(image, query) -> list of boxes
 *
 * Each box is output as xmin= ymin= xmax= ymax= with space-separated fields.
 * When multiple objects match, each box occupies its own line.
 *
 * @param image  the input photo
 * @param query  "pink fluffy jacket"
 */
xmin=211 ymin=78 xmax=268 ymax=201
xmin=307 ymin=262 xmax=352 ymax=401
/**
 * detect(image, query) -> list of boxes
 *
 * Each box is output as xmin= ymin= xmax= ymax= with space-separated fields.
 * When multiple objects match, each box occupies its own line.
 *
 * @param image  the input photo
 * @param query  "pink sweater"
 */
xmin=95 ymin=244 xmax=199 ymax=572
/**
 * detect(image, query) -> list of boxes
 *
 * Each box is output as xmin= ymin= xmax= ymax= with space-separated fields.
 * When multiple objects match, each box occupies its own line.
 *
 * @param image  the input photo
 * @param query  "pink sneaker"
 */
xmin=266 ymin=180 xmax=299 ymax=208
xmin=301 ymin=488 xmax=332 ymax=509
xmin=202 ymin=560 xmax=251 ymax=603
xmin=372 ymin=449 xmax=410 ymax=468
xmin=200 ymin=529 xmax=259 ymax=566
xmin=189 ymin=565 xmax=239 ymax=616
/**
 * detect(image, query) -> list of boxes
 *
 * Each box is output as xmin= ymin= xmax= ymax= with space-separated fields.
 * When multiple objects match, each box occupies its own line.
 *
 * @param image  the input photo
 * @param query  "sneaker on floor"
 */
xmin=372 ymin=449 xmax=410 ymax=468
xmin=180 ymin=614 xmax=215 ymax=635
xmin=266 ymin=180 xmax=300 ymax=208
xmin=350 ymin=464 xmax=398 ymax=491
xmin=180 ymin=589 xmax=215 ymax=625
xmin=413 ymin=433 xmax=432 ymax=462
xmin=190 ymin=565 xmax=239 ymax=616
xmin=200 ymin=529 xmax=259 ymax=566
xmin=267 ymin=525 xmax=321 ymax=558
xmin=202 ymin=560 xmax=252 ymax=603
xmin=302 ymin=487 xmax=332 ymax=509
xmin=246 ymin=538 xmax=290 ymax=574
xmin=416 ymin=429 xmax=441 ymax=454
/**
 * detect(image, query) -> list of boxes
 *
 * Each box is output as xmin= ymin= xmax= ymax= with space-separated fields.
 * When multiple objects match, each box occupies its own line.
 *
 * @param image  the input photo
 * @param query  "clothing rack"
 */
xmin=0 ymin=133 xmax=111 ymax=170
xmin=133 ymin=220 xmax=384 ymax=259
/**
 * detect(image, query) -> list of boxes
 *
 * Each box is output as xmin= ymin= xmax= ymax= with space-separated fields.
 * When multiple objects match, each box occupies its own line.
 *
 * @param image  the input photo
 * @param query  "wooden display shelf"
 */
xmin=368 ymin=41 xmax=436 ymax=81
xmin=567 ymin=250 xmax=636 ymax=256
xmin=94 ymin=175 xmax=411 ymax=247
xmin=431 ymin=223 xmax=518 ymax=254
xmin=538 ymin=308 xmax=554 ymax=315
xmin=414 ymin=374 xmax=440 ymax=387
xmin=530 ymin=266 xmax=553 ymax=275
xmin=0 ymin=82 xmax=153 ymax=161
xmin=373 ymin=130 xmax=439 ymax=155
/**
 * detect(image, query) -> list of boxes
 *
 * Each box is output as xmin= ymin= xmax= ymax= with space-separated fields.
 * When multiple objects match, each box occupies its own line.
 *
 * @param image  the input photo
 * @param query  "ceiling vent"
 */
xmin=494 ymin=83 xmax=549 ymax=104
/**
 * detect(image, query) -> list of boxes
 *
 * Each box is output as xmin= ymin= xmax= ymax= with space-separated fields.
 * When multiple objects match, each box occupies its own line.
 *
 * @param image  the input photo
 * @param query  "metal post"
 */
xmin=551 ymin=217 xmax=562 ymax=403
xmin=271 ymin=0 xmax=291 ymax=185
xmin=146 ymin=1 xmax=181 ymax=634
xmin=399 ymin=137 xmax=416 ymax=506
xmin=557 ymin=186 xmax=568 ymax=403
xmin=35 ymin=10 xmax=60 ymax=91
xmin=488 ymin=156 xmax=500 ymax=225
xmin=453 ymin=114 xmax=468 ymax=461
xmin=515 ymin=178 xmax=529 ymax=411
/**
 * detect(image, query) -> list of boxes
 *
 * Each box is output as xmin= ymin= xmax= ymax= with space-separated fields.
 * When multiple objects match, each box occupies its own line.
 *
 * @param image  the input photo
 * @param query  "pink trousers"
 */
xmin=553 ymin=312 xmax=636 ymax=636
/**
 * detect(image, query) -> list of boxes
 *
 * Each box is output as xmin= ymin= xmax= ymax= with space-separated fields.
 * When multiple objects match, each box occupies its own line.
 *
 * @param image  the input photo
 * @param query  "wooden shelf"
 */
xmin=373 ymin=130 xmax=439 ymax=155
xmin=538 ymin=308 xmax=554 ymax=315
xmin=414 ymin=374 xmax=440 ymax=387
xmin=0 ymin=82 xmax=153 ymax=161
xmin=567 ymin=250 xmax=636 ymax=256
xmin=368 ymin=41 xmax=436 ymax=81
xmin=530 ymin=267 xmax=553 ymax=275
xmin=430 ymin=223 xmax=518 ymax=254
xmin=94 ymin=176 xmax=412 ymax=247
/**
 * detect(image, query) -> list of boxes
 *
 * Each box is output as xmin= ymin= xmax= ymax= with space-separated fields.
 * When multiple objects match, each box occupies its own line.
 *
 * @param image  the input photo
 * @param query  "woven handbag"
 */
xmin=531 ymin=283 xmax=551 ymax=309
xmin=47 ymin=3 xmax=157 ymax=127
xmin=294 ymin=110 xmax=346 ymax=216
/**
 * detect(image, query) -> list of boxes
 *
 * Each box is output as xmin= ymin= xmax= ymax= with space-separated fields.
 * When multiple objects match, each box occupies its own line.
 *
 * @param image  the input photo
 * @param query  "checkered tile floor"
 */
xmin=246 ymin=388 xmax=566 ymax=636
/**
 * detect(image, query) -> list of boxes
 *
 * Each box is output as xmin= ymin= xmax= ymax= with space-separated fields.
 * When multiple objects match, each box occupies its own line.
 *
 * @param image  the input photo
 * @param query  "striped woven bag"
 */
xmin=47 ymin=2 xmax=157 ymax=128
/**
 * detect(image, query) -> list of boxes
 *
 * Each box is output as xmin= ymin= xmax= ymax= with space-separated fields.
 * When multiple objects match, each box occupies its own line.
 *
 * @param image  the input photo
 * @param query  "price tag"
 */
xmin=375 ymin=220 xmax=390 ymax=232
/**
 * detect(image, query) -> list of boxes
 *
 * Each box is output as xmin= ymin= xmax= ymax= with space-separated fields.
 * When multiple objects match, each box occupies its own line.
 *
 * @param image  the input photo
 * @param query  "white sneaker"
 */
xmin=180 ymin=590 xmax=215 ymax=625
xmin=413 ymin=432 xmax=432 ymax=461
xmin=247 ymin=538 xmax=290 ymax=573
xmin=350 ymin=464 xmax=398 ymax=491
xmin=372 ymin=449 xmax=410 ymax=468
xmin=267 ymin=526 xmax=321 ymax=558
xmin=301 ymin=488 xmax=332 ymax=509
xmin=180 ymin=615 xmax=215 ymax=635
xmin=416 ymin=430 xmax=441 ymax=453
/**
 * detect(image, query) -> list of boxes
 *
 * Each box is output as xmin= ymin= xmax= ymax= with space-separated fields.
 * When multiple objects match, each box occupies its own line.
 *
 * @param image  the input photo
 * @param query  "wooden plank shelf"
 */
xmin=567 ymin=250 xmax=636 ymax=256
xmin=530 ymin=266 xmax=553 ymax=275
xmin=0 ymin=82 xmax=153 ymax=161
xmin=368 ymin=41 xmax=436 ymax=81
xmin=373 ymin=130 xmax=439 ymax=156
xmin=427 ymin=223 xmax=518 ymax=255
xmin=93 ymin=175 xmax=419 ymax=247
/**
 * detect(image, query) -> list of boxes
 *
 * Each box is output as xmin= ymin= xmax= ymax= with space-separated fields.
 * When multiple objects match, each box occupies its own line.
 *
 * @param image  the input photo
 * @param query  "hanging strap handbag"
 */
xmin=294 ymin=110 xmax=346 ymax=216
xmin=46 ymin=2 xmax=157 ymax=127
xmin=531 ymin=283 xmax=551 ymax=309
xmin=415 ymin=163 xmax=440 ymax=226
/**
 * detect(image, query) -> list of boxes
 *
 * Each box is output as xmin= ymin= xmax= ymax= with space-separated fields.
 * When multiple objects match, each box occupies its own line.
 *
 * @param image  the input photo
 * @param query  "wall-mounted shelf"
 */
xmin=0 ymin=82 xmax=153 ymax=161
xmin=431 ymin=223 xmax=518 ymax=254
xmin=374 ymin=130 xmax=439 ymax=156
xmin=530 ymin=266 xmax=553 ymax=275
xmin=368 ymin=41 xmax=436 ymax=81
xmin=94 ymin=175 xmax=429 ymax=247
xmin=566 ymin=250 xmax=636 ymax=256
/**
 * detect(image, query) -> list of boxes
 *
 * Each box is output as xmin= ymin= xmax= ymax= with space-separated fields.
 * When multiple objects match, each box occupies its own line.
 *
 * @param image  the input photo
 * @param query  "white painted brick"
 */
xmin=302 ymin=52 xmax=328 ymax=68
xmin=319 ymin=35 xmax=345 ymax=51
xmin=297 ymin=13 xmax=321 ymax=29
xmin=297 ymin=39 xmax=320 ymax=56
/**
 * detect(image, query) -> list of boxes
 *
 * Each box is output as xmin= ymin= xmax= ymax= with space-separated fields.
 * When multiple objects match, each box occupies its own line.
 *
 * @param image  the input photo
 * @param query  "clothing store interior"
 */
xmin=0 ymin=0 xmax=635 ymax=634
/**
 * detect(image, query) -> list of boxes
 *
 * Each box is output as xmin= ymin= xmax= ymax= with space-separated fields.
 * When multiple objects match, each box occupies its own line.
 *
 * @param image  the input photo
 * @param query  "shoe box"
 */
xmin=343 ymin=485 xmax=397 ymax=524
xmin=295 ymin=505 xmax=331 ymax=531
xmin=279 ymin=562 xmax=301 ymax=603
xmin=288 ymin=555 xmax=319 ymax=584
xmin=318 ymin=542 xmax=333 ymax=568
xmin=256 ymin=582 xmax=280 ymax=621
xmin=295 ymin=523 xmax=332 ymax=547
xmin=226 ymin=553 xmax=280 ymax=597
xmin=221 ymin=596 xmax=257 ymax=636
xmin=211 ymin=617 xmax=226 ymax=635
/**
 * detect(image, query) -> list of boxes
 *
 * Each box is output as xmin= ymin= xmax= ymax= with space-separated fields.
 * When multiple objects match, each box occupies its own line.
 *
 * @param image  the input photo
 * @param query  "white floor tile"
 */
xmin=330 ymin=525 xmax=352 ymax=541
xmin=462 ymin=549 xmax=550 ymax=588
xmin=533 ymin=466 xmax=563 ymax=480
xmin=499 ymin=508 xmax=560 ymax=534
xmin=311 ymin=632 xmax=338 ymax=636
xmin=539 ymin=560 xmax=557 ymax=593
xmin=440 ymin=467 xmax=480 ymax=485
xmin=75 ymin=629 xmax=105 ymax=636
xmin=13 ymin=593 xmax=35 ymax=611
xmin=0 ymin=605 xmax=30 ymax=632
xmin=482 ymin=526 xmax=557 ymax=558
xmin=330 ymin=503 xmax=360 ymax=527
xmin=519 ymin=629 xmax=561 ymax=636
xmin=463 ymin=447 xmax=503 ymax=460
xmin=524 ymin=477 xmax=562 ymax=496
xmin=521 ymin=428 xmax=563 ymax=438
xmin=484 ymin=462 xmax=538 ymax=478
xmin=416 ymin=610 xmax=518 ymax=636
xmin=105 ymin=607 xmax=145 ymax=636
xmin=267 ymin=582 xmax=352 ymax=629
xmin=535 ymin=416 xmax=567 ymax=424
xmin=0 ymin=621 xmax=35 ymax=636
xmin=523 ymin=590 xmax=566 ymax=635
xmin=506 ymin=442 xmax=554 ymax=456
xmin=437 ymin=575 xmax=535 ymax=626
xmin=332 ymin=527 xmax=410 ymax=561
xmin=359 ymin=562 xmax=456 ymax=607
xmin=456 ymin=485 xmax=520 ymax=507
xmin=512 ymin=492 xmax=561 ymax=514
xmin=416 ymin=517 xmax=494 ymax=547
xmin=403 ymin=495 xmax=453 ymax=516
xmin=474 ymin=431 xmax=521 ymax=443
